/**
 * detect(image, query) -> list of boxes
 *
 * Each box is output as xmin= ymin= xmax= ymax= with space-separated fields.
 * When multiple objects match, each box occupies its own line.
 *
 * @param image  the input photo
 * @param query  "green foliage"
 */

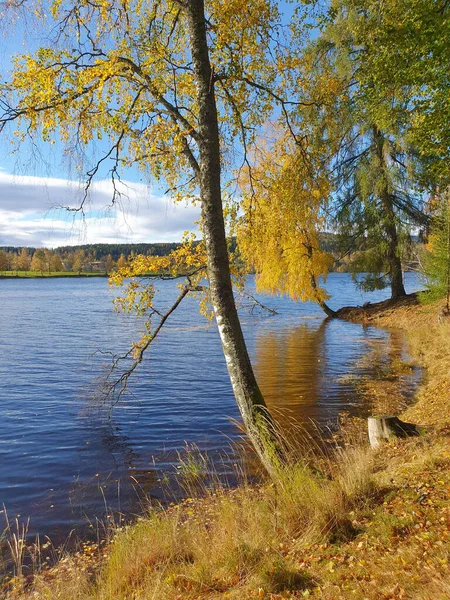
xmin=342 ymin=0 xmax=450 ymax=186
xmin=420 ymin=193 xmax=450 ymax=309
xmin=302 ymin=0 xmax=437 ymax=297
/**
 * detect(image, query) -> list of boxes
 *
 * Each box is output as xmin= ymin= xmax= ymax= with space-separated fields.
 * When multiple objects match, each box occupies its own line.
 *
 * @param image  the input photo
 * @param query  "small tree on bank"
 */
xmin=116 ymin=254 xmax=128 ymax=271
xmin=13 ymin=248 xmax=31 ymax=272
xmin=72 ymin=249 xmax=85 ymax=276
xmin=30 ymin=248 xmax=46 ymax=275
xmin=0 ymin=250 xmax=8 ymax=271
xmin=421 ymin=191 xmax=450 ymax=312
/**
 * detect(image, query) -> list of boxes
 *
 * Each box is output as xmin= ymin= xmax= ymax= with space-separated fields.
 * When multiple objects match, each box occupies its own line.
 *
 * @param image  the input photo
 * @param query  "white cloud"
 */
xmin=0 ymin=171 xmax=201 ymax=247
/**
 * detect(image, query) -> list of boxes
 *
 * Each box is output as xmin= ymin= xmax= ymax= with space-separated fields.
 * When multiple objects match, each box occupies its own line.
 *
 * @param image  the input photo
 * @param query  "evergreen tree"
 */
xmin=304 ymin=0 xmax=429 ymax=298
xmin=421 ymin=191 xmax=450 ymax=312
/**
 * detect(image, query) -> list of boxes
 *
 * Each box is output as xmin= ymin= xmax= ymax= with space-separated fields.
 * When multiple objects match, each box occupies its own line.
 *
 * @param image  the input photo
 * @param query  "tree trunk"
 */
xmin=373 ymin=127 xmax=406 ymax=299
xmin=383 ymin=211 xmax=406 ymax=298
xmin=310 ymin=274 xmax=337 ymax=318
xmin=186 ymin=0 xmax=282 ymax=477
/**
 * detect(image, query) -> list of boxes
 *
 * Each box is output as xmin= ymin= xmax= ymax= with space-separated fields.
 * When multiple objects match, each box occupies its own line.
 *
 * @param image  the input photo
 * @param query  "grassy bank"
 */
xmin=3 ymin=298 xmax=450 ymax=599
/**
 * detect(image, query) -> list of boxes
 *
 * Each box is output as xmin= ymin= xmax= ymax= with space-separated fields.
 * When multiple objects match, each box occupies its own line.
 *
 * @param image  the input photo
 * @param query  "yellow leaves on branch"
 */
xmin=4 ymin=0 xmax=334 ymax=311
xmin=110 ymin=237 xmax=207 ymax=287
xmin=210 ymin=0 xmax=279 ymax=61
xmin=238 ymin=135 xmax=333 ymax=304
xmin=109 ymin=236 xmax=212 ymax=358
xmin=4 ymin=0 xmax=300 ymax=196
xmin=113 ymin=280 xmax=155 ymax=317
xmin=110 ymin=236 xmax=207 ymax=314
xmin=6 ymin=1 xmax=197 ymax=183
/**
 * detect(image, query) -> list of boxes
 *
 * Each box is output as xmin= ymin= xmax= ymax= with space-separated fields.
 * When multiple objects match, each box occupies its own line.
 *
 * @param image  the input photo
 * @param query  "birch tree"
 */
xmin=0 ymin=0 xmax=310 ymax=474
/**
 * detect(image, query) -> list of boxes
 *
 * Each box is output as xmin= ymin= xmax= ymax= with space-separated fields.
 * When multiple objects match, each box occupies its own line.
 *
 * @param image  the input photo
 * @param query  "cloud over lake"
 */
xmin=0 ymin=170 xmax=201 ymax=248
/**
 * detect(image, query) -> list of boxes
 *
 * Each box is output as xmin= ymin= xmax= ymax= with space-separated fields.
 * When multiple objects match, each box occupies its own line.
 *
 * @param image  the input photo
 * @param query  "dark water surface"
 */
xmin=0 ymin=273 xmax=422 ymax=541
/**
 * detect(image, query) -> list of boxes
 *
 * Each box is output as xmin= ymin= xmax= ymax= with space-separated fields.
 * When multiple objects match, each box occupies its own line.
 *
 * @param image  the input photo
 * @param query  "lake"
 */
xmin=0 ymin=273 xmax=423 ymax=542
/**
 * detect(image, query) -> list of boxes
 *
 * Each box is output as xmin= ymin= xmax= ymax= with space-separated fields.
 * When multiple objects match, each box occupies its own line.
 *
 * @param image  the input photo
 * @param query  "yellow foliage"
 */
xmin=4 ymin=0 xmax=298 ymax=196
xmin=108 ymin=235 xmax=212 ymax=361
xmin=238 ymin=135 xmax=333 ymax=304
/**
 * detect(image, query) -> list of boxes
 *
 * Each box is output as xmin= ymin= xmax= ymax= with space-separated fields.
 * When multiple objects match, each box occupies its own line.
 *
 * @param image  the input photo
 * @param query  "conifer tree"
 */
xmin=421 ymin=191 xmax=450 ymax=312
xmin=303 ymin=0 xmax=430 ymax=298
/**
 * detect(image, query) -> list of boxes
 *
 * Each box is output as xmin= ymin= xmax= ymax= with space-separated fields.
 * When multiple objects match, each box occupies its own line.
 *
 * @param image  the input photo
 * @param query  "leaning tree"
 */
xmin=0 ymin=0 xmax=319 ymax=474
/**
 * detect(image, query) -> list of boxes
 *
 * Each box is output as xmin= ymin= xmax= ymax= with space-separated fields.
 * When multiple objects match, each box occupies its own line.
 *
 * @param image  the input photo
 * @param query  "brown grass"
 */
xmin=3 ymin=447 xmax=378 ymax=600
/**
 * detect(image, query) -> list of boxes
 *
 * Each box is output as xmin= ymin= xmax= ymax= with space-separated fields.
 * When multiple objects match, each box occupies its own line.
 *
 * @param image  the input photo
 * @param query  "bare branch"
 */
xmin=236 ymin=291 xmax=278 ymax=315
xmin=102 ymin=280 xmax=205 ymax=413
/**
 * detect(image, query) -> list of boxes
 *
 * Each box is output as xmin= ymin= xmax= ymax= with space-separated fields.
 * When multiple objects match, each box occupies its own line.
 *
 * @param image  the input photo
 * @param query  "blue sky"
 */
xmin=0 ymin=168 xmax=201 ymax=248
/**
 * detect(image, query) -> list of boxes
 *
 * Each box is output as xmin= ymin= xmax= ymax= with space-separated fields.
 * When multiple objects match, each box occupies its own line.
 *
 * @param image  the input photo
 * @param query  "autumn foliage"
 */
xmin=238 ymin=135 xmax=333 ymax=304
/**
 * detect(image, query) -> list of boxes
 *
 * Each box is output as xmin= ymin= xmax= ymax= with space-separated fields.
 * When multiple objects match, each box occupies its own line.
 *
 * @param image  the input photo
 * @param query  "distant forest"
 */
xmin=0 ymin=241 xmax=181 ymax=261
xmin=0 ymin=233 xmax=420 ymax=275
xmin=1 ymin=233 xmax=339 ymax=261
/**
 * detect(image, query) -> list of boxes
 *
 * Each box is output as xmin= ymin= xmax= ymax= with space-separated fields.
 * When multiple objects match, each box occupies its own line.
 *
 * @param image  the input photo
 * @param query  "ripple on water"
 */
xmin=0 ymin=273 xmax=423 ymax=540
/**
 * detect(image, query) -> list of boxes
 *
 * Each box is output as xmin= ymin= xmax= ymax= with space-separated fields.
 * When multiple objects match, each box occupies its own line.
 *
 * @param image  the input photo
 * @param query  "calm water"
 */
xmin=0 ymin=273 xmax=422 ymax=541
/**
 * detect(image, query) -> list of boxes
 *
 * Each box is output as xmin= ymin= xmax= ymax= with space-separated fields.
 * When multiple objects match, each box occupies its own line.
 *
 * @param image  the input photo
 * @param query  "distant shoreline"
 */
xmin=0 ymin=272 xmax=109 ymax=279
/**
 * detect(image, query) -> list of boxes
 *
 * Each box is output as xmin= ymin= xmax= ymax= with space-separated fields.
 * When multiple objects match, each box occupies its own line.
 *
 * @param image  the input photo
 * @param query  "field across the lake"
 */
xmin=0 ymin=271 xmax=107 ymax=278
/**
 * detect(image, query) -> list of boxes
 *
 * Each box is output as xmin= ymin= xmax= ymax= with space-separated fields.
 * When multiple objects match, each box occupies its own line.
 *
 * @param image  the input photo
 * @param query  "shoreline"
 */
xmin=0 ymin=273 xmax=108 ymax=279
xmin=335 ymin=291 xmax=420 ymax=322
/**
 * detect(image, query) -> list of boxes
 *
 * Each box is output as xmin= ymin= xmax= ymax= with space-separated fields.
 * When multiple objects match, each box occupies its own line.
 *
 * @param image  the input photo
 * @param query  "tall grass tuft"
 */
xmin=1 ymin=510 xmax=30 ymax=580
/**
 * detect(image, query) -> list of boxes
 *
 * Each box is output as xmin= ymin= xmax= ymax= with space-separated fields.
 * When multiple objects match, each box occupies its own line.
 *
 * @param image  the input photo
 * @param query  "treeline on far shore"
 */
xmin=0 ymin=234 xmax=421 ymax=276
xmin=0 ymin=247 xmax=123 ymax=275
xmin=0 ymin=240 xmax=209 ymax=276
xmin=0 ymin=242 xmax=183 ymax=275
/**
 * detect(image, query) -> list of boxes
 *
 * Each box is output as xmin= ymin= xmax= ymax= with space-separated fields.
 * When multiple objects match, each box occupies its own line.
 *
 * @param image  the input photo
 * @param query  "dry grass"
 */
xmin=6 ymin=432 xmax=449 ymax=600
xmin=357 ymin=296 xmax=450 ymax=429
xmin=3 ymin=445 xmax=377 ymax=600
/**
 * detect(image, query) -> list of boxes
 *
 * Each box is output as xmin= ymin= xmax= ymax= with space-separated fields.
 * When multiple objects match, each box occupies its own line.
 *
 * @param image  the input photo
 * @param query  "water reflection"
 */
xmin=252 ymin=317 xmax=418 ymax=440
xmin=255 ymin=321 xmax=328 ymax=436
